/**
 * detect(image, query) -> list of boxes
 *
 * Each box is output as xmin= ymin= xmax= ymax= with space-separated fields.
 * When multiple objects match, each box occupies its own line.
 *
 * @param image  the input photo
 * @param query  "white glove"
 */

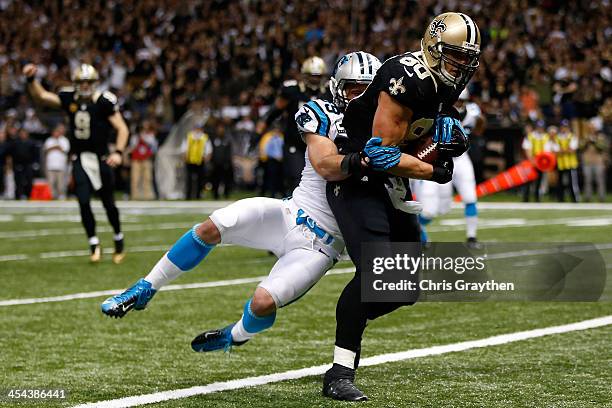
xmin=385 ymin=177 xmax=423 ymax=214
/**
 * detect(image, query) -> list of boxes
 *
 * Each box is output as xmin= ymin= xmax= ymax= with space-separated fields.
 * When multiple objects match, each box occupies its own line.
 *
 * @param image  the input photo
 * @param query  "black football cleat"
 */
xmin=323 ymin=378 xmax=368 ymax=402
xmin=466 ymin=237 xmax=482 ymax=250
xmin=323 ymin=364 xmax=368 ymax=401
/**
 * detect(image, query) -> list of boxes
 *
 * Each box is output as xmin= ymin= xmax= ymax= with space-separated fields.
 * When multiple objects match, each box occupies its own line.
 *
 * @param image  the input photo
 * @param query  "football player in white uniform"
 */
xmin=101 ymin=52 xmax=382 ymax=352
xmin=414 ymin=89 xmax=485 ymax=247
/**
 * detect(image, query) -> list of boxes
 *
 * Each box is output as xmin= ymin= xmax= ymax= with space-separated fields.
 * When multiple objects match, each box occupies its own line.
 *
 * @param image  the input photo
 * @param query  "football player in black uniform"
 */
xmin=256 ymin=56 xmax=330 ymax=192
xmin=322 ymin=12 xmax=481 ymax=401
xmin=23 ymin=63 xmax=129 ymax=264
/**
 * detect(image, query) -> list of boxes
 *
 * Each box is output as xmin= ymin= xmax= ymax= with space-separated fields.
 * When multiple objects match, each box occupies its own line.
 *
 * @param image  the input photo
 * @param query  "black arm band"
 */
xmin=341 ymin=152 xmax=362 ymax=176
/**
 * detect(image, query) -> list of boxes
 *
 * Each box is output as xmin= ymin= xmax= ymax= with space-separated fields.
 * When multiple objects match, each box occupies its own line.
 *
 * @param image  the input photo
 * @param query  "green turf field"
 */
xmin=0 ymin=201 xmax=611 ymax=407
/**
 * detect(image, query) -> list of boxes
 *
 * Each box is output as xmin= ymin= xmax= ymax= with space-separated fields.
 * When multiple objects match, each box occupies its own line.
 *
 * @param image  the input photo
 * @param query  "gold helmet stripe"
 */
xmin=458 ymin=13 xmax=476 ymax=44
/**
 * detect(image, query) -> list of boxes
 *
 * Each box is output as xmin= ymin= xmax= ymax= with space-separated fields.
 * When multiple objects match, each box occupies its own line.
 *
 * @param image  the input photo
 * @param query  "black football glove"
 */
xmin=431 ymin=157 xmax=454 ymax=184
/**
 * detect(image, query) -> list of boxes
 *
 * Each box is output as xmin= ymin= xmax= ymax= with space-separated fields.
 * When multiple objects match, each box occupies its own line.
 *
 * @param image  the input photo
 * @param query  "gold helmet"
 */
xmin=71 ymin=63 xmax=99 ymax=99
xmin=421 ymin=12 xmax=481 ymax=88
xmin=301 ymin=56 xmax=327 ymax=76
xmin=300 ymin=56 xmax=328 ymax=92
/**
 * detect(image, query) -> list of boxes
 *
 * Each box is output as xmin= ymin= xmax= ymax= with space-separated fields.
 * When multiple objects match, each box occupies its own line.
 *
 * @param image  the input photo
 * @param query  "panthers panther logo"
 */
xmin=296 ymin=112 xmax=312 ymax=128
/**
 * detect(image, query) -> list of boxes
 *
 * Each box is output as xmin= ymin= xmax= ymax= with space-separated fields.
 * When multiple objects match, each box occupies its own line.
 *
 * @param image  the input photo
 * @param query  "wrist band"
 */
xmin=26 ymin=76 xmax=35 ymax=83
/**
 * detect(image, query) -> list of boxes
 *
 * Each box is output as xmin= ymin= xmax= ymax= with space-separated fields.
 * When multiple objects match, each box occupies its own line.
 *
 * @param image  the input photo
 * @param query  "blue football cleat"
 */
xmin=191 ymin=324 xmax=248 ymax=352
xmin=101 ymin=279 xmax=157 ymax=318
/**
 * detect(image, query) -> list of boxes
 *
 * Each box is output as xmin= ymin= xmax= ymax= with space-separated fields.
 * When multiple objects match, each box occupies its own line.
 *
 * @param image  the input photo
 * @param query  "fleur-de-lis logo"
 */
xmin=429 ymin=17 xmax=447 ymax=38
xmin=389 ymin=77 xmax=406 ymax=95
xmin=334 ymin=184 xmax=340 ymax=196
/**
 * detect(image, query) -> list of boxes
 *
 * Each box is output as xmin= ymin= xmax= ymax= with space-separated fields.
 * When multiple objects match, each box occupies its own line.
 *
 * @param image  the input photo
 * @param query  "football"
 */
xmin=401 ymin=134 xmax=439 ymax=164
xmin=402 ymin=125 xmax=470 ymax=164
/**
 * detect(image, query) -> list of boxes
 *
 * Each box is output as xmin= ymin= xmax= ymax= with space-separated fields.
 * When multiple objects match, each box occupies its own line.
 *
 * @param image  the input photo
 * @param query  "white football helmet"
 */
xmin=329 ymin=51 xmax=381 ymax=110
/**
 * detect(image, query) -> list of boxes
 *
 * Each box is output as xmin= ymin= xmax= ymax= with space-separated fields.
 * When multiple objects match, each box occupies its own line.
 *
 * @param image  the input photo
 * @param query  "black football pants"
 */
xmin=73 ymin=158 xmax=121 ymax=239
xmin=326 ymin=176 xmax=420 ymax=363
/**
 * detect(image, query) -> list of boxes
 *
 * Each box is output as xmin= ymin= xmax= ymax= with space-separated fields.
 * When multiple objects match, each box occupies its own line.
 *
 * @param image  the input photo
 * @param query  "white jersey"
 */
xmin=292 ymin=99 xmax=345 ymax=239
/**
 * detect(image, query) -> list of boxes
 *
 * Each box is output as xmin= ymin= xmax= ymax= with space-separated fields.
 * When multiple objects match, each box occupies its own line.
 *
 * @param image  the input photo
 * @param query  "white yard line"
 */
xmin=428 ymin=216 xmax=612 ymax=232
xmin=1 ymin=200 xmax=611 ymax=212
xmin=3 ymin=215 xmax=611 ymax=242
xmin=0 ymin=222 xmax=190 ymax=239
xmin=2 ymin=243 xmax=611 ymax=306
xmin=0 ymin=241 xmax=231 ymax=262
xmin=0 ymin=267 xmax=356 ymax=307
xmin=72 ymin=315 xmax=612 ymax=408
xmin=0 ymin=200 xmax=232 ymax=211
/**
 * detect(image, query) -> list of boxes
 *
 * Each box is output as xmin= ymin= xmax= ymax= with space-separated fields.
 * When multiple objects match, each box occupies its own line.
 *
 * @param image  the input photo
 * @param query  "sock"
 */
xmin=231 ymin=317 xmax=256 ymax=343
xmin=333 ymin=346 xmax=357 ymax=370
xmin=418 ymin=214 xmax=432 ymax=243
xmin=113 ymin=232 xmax=124 ymax=241
xmin=465 ymin=203 xmax=478 ymax=239
xmin=166 ymin=224 xmax=215 ymax=271
xmin=145 ymin=253 xmax=183 ymax=290
xmin=88 ymin=236 xmax=100 ymax=246
xmin=231 ymin=298 xmax=276 ymax=342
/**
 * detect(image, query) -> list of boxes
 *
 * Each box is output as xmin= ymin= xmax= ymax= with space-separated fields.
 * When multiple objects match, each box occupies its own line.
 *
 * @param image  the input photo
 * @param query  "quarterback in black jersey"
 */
xmin=323 ymin=12 xmax=481 ymax=401
xmin=256 ymin=56 xmax=331 ymax=192
xmin=24 ymin=63 xmax=129 ymax=264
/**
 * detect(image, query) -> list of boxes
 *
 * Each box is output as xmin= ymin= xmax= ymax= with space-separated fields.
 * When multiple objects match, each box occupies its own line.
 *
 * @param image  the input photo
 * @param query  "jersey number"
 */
xmin=324 ymin=103 xmax=340 ymax=115
xmin=407 ymin=118 xmax=435 ymax=141
xmin=74 ymin=111 xmax=91 ymax=140
xmin=399 ymin=57 xmax=431 ymax=80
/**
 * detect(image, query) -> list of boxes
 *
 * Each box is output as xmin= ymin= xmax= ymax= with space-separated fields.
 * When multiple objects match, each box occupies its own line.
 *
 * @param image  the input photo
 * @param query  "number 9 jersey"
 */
xmin=58 ymin=88 xmax=120 ymax=156
xmin=337 ymin=51 xmax=462 ymax=157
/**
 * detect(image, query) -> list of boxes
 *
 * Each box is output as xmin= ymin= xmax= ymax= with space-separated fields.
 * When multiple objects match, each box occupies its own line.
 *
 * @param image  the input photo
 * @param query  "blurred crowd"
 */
xmin=0 ymin=0 xmax=610 ymax=200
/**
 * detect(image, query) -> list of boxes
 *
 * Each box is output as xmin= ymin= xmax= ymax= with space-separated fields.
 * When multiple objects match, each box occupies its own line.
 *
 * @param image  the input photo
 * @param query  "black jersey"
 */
xmin=337 ymin=51 xmax=462 ymax=156
xmin=273 ymin=80 xmax=330 ymax=151
xmin=58 ymin=88 xmax=119 ymax=156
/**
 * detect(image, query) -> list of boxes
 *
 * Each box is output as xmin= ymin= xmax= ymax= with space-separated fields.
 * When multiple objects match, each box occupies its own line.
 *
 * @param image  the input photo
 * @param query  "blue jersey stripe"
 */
xmin=306 ymin=101 xmax=329 ymax=135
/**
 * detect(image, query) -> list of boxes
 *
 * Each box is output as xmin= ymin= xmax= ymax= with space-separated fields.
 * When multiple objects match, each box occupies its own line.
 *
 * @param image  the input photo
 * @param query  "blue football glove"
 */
xmin=433 ymin=115 xmax=466 ymax=144
xmin=363 ymin=137 xmax=401 ymax=170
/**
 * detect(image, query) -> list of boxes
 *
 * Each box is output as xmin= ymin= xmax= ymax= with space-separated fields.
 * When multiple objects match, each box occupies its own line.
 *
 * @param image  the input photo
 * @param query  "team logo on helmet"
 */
xmin=429 ymin=17 xmax=447 ymax=38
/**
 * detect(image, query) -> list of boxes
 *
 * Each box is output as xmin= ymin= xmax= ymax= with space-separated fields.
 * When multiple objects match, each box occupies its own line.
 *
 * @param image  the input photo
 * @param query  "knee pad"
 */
xmin=242 ymin=298 xmax=276 ymax=334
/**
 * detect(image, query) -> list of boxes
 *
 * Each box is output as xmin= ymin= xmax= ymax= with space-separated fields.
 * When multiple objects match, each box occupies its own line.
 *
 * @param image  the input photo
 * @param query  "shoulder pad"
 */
xmin=296 ymin=99 xmax=340 ymax=137
xmin=283 ymin=80 xmax=298 ymax=87
xmin=376 ymin=55 xmax=437 ymax=109
xmin=99 ymin=90 xmax=118 ymax=105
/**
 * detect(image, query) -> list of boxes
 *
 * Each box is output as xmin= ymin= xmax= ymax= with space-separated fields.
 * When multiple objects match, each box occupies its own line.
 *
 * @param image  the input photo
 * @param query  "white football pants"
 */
xmin=209 ymin=197 xmax=344 ymax=307
xmin=415 ymin=152 xmax=477 ymax=218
